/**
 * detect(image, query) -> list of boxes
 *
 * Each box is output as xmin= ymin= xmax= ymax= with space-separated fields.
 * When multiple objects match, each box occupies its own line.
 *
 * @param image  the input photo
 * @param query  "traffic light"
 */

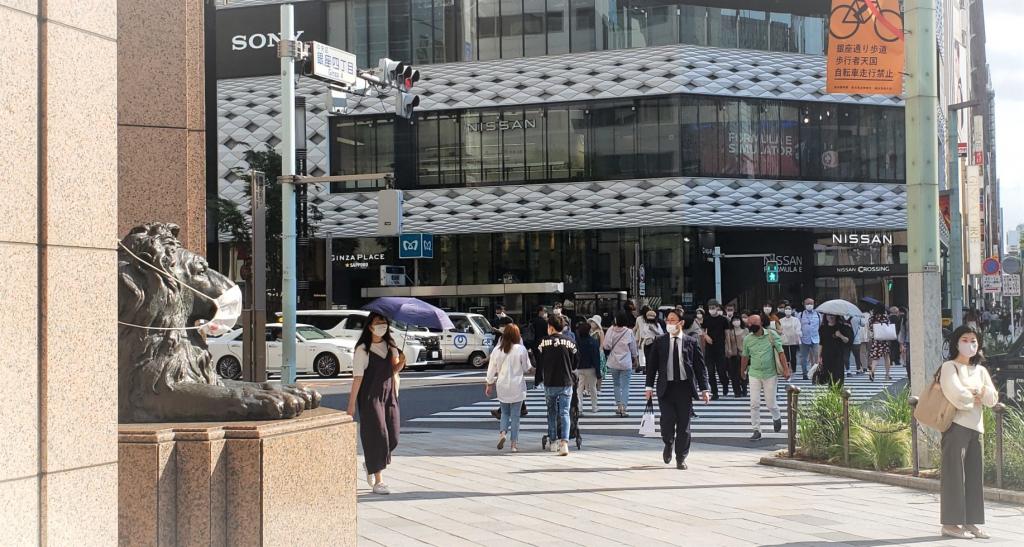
xmin=396 ymin=90 xmax=420 ymax=119
xmin=379 ymin=58 xmax=420 ymax=119
xmin=766 ymin=260 xmax=780 ymax=284
xmin=378 ymin=58 xmax=407 ymax=87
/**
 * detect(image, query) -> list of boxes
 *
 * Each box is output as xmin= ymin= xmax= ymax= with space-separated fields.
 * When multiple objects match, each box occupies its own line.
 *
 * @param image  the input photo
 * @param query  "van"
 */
xmin=440 ymin=313 xmax=496 ymax=368
xmin=282 ymin=310 xmax=444 ymax=367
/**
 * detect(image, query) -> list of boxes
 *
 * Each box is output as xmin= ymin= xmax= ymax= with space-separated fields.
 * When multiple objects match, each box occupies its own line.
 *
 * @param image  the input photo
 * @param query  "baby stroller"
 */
xmin=541 ymin=379 xmax=583 ymax=451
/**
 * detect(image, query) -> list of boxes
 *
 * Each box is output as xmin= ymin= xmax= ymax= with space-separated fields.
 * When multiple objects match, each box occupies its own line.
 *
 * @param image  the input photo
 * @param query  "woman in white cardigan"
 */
xmin=485 ymin=323 xmax=533 ymax=453
xmin=938 ymin=325 xmax=999 ymax=540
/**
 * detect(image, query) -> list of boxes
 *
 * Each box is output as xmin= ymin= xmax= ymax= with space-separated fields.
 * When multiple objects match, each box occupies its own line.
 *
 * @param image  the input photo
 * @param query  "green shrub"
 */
xmin=983 ymin=405 xmax=1024 ymax=491
xmin=797 ymin=383 xmax=855 ymax=461
xmin=850 ymin=418 xmax=911 ymax=471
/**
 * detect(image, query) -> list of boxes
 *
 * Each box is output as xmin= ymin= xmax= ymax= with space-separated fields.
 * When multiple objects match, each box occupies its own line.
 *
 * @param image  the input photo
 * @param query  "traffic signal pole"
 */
xmin=905 ymin=0 xmax=942 ymax=459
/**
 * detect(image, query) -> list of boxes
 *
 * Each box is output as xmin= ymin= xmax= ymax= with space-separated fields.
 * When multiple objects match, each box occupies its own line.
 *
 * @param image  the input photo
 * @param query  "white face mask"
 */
xmin=553 ymin=308 xmax=562 ymax=316
xmin=784 ymin=309 xmax=793 ymax=316
xmin=200 ymin=285 xmax=242 ymax=336
xmin=805 ymin=304 xmax=814 ymax=311
xmin=709 ymin=309 xmax=720 ymax=316
xmin=371 ymin=324 xmax=388 ymax=337
xmin=666 ymin=324 xmax=680 ymax=335
xmin=646 ymin=314 xmax=657 ymax=321
xmin=763 ymin=307 xmax=772 ymax=314
xmin=958 ymin=341 xmax=979 ymax=358
xmin=732 ymin=320 xmax=742 ymax=328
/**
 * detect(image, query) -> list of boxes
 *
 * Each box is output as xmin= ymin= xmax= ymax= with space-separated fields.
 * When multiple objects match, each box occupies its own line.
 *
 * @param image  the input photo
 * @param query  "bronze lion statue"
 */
xmin=118 ymin=223 xmax=320 ymax=422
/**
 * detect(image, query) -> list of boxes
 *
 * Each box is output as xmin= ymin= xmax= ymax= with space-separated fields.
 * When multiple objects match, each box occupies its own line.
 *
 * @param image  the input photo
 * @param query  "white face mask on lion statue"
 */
xmin=117 ymin=222 xmax=320 ymax=423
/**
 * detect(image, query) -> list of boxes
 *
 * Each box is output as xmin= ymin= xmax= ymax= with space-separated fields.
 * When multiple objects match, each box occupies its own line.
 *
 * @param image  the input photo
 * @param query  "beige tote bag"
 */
xmin=913 ymin=366 xmax=957 ymax=432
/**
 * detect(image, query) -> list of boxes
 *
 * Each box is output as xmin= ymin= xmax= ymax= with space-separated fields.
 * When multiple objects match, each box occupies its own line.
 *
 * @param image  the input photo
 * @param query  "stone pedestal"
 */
xmin=118 ymin=408 xmax=358 ymax=547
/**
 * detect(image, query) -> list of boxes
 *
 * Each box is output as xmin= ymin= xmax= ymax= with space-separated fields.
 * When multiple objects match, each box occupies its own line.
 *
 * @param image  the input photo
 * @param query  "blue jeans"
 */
xmin=544 ymin=386 xmax=572 ymax=441
xmin=499 ymin=401 xmax=522 ymax=442
xmin=610 ymin=368 xmax=632 ymax=409
xmin=798 ymin=343 xmax=819 ymax=375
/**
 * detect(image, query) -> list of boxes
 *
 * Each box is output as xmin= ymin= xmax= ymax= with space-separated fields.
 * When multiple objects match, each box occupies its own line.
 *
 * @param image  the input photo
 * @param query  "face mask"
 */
xmin=709 ymin=309 xmax=720 ymax=316
xmin=805 ymin=304 xmax=814 ymax=311
xmin=553 ymin=309 xmax=562 ymax=316
xmin=732 ymin=320 xmax=742 ymax=328
xmin=498 ymin=326 xmax=506 ymax=333
xmin=666 ymin=324 xmax=680 ymax=335
xmin=371 ymin=325 xmax=388 ymax=337
xmin=497 ymin=312 xmax=506 ymax=318
xmin=646 ymin=313 xmax=656 ymax=321
xmin=749 ymin=325 xmax=762 ymax=334
xmin=726 ymin=310 xmax=734 ymax=317
xmin=763 ymin=307 xmax=772 ymax=314
xmin=958 ymin=341 xmax=979 ymax=358
xmin=200 ymin=284 xmax=243 ymax=336
xmin=695 ymin=315 xmax=703 ymax=322
xmin=784 ymin=309 xmax=793 ymax=316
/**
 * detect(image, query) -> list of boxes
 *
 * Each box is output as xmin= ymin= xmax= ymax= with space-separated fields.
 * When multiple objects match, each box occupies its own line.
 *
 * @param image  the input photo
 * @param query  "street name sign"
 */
xmin=309 ymin=41 xmax=357 ymax=86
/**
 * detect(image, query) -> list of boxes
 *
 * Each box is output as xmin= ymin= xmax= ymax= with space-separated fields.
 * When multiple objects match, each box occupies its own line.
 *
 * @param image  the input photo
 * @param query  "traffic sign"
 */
xmin=398 ymin=233 xmax=434 ymax=259
xmin=308 ymin=42 xmax=358 ymax=86
xmin=982 ymin=257 xmax=1001 ymax=275
xmin=983 ymin=274 xmax=1002 ymax=294
xmin=1003 ymin=274 xmax=1021 ymax=297
xmin=1002 ymin=255 xmax=1022 ymax=275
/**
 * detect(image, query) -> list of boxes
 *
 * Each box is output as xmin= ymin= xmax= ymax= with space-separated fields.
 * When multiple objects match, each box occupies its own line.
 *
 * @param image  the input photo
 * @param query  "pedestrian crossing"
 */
xmin=410 ymin=368 xmax=907 ymax=440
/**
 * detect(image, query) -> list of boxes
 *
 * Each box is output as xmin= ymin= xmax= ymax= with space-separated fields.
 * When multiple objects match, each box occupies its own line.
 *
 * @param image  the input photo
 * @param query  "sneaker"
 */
xmin=621 ymin=409 xmax=630 ymax=418
xmin=802 ymin=374 xmax=809 ymax=381
xmin=549 ymin=440 xmax=560 ymax=452
xmin=363 ymin=463 xmax=373 ymax=489
xmin=497 ymin=433 xmax=506 ymax=450
xmin=558 ymin=441 xmax=569 ymax=456
xmin=749 ymin=430 xmax=762 ymax=441
xmin=510 ymin=443 xmax=519 ymax=453
xmin=663 ymin=443 xmax=673 ymax=464
xmin=490 ymin=409 xmax=501 ymax=420
xmin=773 ymin=418 xmax=783 ymax=433
xmin=372 ymin=483 xmax=391 ymax=495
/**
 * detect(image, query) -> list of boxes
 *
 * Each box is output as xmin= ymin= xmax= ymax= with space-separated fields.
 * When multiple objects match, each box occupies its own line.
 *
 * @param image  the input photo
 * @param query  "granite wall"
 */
xmin=0 ymin=1 xmax=120 ymax=544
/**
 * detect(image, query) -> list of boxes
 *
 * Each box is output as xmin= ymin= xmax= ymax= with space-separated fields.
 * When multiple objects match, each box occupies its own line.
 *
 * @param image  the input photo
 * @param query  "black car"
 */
xmin=985 ymin=334 xmax=1024 ymax=405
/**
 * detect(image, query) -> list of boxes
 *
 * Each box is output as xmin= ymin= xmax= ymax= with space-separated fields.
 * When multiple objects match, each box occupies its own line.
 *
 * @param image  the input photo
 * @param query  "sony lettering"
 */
xmin=231 ymin=30 xmax=306 ymax=52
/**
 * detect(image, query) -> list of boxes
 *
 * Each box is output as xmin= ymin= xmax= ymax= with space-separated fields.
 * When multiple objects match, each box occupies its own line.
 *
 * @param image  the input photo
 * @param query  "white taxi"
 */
xmin=208 ymin=323 xmax=355 ymax=379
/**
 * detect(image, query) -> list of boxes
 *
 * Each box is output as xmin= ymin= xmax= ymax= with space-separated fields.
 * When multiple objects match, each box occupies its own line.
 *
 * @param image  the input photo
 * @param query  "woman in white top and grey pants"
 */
xmin=938 ymin=325 xmax=999 ymax=540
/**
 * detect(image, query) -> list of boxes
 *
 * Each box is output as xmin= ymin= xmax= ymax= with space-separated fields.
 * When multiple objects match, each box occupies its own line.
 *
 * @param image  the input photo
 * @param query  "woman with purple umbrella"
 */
xmin=347 ymin=312 xmax=406 ymax=495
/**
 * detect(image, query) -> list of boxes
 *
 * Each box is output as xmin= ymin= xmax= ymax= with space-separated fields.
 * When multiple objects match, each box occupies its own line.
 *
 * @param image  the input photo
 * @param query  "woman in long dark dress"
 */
xmin=346 ymin=313 xmax=405 ymax=495
xmin=818 ymin=314 xmax=852 ymax=386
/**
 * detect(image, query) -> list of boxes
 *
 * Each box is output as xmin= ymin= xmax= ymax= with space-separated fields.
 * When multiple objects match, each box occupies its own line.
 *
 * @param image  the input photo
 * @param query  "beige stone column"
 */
xmin=0 ymin=1 xmax=119 ymax=545
xmin=117 ymin=0 xmax=206 ymax=253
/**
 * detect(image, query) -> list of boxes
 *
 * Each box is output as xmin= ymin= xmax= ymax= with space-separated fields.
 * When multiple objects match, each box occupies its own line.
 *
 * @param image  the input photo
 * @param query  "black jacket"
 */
xmin=646 ymin=333 xmax=709 ymax=399
xmin=534 ymin=334 xmax=580 ymax=388
xmin=577 ymin=335 xmax=600 ymax=370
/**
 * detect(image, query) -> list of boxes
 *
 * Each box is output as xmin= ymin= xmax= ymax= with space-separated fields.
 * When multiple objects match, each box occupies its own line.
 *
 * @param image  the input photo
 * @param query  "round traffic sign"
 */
xmin=1003 ymin=255 xmax=1022 ymax=275
xmin=982 ymin=257 xmax=1001 ymax=275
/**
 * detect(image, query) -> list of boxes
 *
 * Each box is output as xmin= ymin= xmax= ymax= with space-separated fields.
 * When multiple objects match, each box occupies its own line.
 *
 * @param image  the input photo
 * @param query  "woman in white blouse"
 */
xmin=938 ymin=325 xmax=998 ymax=540
xmin=484 ymin=323 xmax=533 ymax=453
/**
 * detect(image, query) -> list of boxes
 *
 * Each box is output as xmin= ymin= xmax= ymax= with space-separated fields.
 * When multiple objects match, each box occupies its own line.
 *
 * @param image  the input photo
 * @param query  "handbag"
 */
xmin=770 ymin=332 xmax=786 ymax=376
xmin=872 ymin=322 xmax=898 ymax=341
xmin=638 ymin=400 xmax=657 ymax=436
xmin=914 ymin=365 xmax=957 ymax=432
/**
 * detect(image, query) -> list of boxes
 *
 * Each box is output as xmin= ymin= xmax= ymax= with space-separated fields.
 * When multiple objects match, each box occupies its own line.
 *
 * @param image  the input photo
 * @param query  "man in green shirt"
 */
xmin=741 ymin=314 xmax=791 ymax=441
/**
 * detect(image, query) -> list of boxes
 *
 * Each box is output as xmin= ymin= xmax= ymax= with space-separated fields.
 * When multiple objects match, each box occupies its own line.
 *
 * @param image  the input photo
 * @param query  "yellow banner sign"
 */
xmin=826 ymin=0 xmax=905 ymax=96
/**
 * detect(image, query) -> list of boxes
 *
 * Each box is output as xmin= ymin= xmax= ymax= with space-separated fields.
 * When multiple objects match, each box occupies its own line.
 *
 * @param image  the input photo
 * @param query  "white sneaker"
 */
xmin=372 ymin=483 xmax=391 ymax=495
xmin=558 ymin=441 xmax=569 ymax=456
xmin=549 ymin=441 xmax=559 ymax=452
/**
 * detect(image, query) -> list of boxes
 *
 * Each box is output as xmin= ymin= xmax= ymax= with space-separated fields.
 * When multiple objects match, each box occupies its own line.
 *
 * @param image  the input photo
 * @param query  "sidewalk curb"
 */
xmin=759 ymin=456 xmax=1024 ymax=506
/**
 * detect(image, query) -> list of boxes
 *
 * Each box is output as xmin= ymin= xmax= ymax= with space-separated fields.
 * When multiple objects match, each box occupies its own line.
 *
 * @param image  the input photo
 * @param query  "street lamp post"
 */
xmin=947 ymin=100 xmax=980 ymax=330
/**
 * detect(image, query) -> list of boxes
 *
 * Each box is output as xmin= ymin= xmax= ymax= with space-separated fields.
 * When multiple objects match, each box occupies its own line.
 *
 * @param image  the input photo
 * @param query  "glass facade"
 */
xmin=325 ymin=1 xmax=828 ymax=68
xmin=328 ymin=96 xmax=906 ymax=191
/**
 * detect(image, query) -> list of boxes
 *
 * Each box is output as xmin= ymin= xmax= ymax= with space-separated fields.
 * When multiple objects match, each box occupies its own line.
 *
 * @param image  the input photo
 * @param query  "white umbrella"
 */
xmin=815 ymin=299 xmax=862 ymax=317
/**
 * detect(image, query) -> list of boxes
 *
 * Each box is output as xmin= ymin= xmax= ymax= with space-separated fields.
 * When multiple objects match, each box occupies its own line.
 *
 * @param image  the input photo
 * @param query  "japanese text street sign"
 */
xmin=826 ymin=0 xmax=905 ymax=96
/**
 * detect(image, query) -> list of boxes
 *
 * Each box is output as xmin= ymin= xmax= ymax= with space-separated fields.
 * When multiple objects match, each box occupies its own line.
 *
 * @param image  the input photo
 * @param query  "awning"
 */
xmin=362 ymin=282 xmax=564 ymax=298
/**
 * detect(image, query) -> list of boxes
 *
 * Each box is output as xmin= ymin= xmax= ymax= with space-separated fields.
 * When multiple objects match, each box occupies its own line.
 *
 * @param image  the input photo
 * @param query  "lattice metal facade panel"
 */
xmin=314 ymin=177 xmax=907 ymax=238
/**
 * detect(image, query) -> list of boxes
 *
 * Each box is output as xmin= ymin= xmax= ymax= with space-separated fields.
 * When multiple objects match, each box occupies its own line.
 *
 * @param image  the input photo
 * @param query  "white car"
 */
xmin=208 ymin=323 xmax=355 ymax=379
xmin=438 ymin=312 xmax=496 ymax=368
xmin=288 ymin=309 xmax=444 ymax=368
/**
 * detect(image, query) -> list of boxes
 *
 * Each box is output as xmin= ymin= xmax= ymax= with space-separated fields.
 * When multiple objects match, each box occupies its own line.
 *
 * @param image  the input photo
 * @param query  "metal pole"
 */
xmin=279 ymin=4 xmax=298 ymax=385
xmin=905 ymin=0 xmax=942 ymax=462
xmin=714 ymin=246 xmax=722 ymax=305
xmin=948 ymin=113 xmax=965 ymax=328
xmin=909 ymin=396 xmax=920 ymax=476
xmin=841 ymin=389 xmax=851 ymax=467
xmin=787 ymin=385 xmax=801 ymax=457
xmin=994 ymin=402 xmax=1006 ymax=489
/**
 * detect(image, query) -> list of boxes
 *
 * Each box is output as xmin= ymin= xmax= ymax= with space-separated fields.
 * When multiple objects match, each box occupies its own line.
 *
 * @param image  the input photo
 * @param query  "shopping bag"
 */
xmin=638 ymin=400 xmax=657 ymax=436
xmin=914 ymin=367 xmax=956 ymax=432
xmin=872 ymin=322 xmax=898 ymax=341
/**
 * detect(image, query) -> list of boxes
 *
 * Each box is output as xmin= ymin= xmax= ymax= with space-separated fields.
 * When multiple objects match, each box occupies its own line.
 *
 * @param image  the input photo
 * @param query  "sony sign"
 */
xmin=215 ymin=3 xmax=326 ymax=79
xmin=831 ymin=233 xmax=894 ymax=246
xmin=231 ymin=30 xmax=306 ymax=51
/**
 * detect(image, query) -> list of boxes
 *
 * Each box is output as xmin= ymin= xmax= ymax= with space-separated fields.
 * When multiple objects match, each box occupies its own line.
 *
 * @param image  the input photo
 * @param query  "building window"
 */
xmin=478 ymin=0 xmax=501 ymax=60
xmin=501 ymin=0 xmax=524 ymax=58
xmin=571 ymin=0 xmax=596 ymax=53
xmin=679 ymin=5 xmax=708 ymax=46
xmin=737 ymin=10 xmax=768 ymax=51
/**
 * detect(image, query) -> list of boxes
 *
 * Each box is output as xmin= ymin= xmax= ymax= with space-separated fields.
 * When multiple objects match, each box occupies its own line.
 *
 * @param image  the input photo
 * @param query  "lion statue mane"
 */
xmin=118 ymin=223 xmax=319 ymax=423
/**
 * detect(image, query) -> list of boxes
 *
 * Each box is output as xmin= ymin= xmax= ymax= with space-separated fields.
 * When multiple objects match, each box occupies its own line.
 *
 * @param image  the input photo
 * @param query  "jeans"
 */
xmin=498 ymin=401 xmax=523 ymax=442
xmin=798 ymin=343 xmax=819 ymax=375
xmin=749 ymin=376 xmax=782 ymax=431
xmin=544 ymin=386 xmax=572 ymax=441
xmin=610 ymin=368 xmax=632 ymax=410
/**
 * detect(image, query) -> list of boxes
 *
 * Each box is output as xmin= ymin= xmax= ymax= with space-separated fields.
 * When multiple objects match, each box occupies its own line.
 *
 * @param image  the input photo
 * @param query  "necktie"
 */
xmin=672 ymin=337 xmax=680 ymax=381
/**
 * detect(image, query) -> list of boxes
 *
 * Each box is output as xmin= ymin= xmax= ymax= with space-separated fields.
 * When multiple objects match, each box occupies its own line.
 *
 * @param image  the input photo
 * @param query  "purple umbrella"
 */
xmin=362 ymin=297 xmax=455 ymax=331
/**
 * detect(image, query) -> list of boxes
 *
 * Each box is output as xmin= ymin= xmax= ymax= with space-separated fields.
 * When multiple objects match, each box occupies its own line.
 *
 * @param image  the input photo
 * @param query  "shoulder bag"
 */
xmin=913 ymin=365 xmax=957 ymax=432
xmin=770 ymin=332 xmax=787 ymax=376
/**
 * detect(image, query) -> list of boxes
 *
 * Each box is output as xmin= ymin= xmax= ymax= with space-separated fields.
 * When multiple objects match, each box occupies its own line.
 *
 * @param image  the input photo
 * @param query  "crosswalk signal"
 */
xmin=766 ymin=261 xmax=780 ymax=284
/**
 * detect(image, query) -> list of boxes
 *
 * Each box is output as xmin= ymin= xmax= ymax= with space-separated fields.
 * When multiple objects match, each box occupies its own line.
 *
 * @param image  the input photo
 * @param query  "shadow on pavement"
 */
xmin=758 ymin=537 xmax=940 ymax=547
xmin=357 ymin=479 xmax=859 ymax=502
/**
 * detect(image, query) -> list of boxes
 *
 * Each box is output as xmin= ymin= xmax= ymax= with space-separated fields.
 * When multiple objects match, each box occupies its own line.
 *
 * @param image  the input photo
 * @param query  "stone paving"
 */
xmin=355 ymin=428 xmax=1024 ymax=546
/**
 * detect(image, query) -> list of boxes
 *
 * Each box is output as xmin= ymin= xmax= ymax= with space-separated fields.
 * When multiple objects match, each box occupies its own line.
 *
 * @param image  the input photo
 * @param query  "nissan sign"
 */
xmin=215 ymin=3 xmax=327 ymax=79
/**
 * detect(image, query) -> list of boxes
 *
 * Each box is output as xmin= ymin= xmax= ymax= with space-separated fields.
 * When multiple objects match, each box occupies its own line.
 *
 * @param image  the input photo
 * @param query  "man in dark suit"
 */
xmin=645 ymin=309 xmax=712 ymax=469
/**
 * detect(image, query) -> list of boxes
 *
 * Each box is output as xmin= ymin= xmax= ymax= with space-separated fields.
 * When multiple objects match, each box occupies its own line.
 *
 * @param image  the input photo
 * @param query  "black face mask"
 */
xmin=749 ymin=325 xmax=762 ymax=334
